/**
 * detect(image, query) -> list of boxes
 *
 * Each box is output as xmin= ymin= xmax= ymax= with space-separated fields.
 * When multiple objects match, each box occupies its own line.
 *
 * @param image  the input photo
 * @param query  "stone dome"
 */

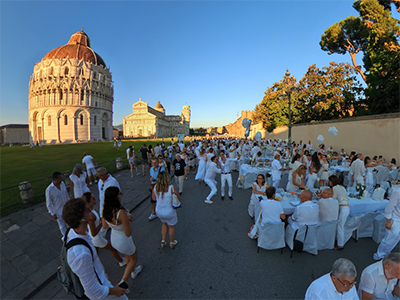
xmin=42 ymin=29 xmax=106 ymax=67
xmin=154 ymin=101 xmax=164 ymax=109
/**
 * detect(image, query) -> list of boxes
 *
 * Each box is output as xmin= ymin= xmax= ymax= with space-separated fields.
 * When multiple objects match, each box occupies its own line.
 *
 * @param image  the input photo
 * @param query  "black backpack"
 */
xmin=57 ymin=228 xmax=101 ymax=298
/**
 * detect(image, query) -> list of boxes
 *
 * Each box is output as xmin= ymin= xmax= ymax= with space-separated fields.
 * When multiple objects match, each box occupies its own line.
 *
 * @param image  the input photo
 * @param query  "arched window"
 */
xmin=94 ymin=116 xmax=97 ymax=125
xmin=81 ymin=90 xmax=84 ymax=102
xmin=79 ymin=68 xmax=84 ymax=76
xmin=48 ymin=115 xmax=51 ymax=126
xmin=65 ymin=67 xmax=69 ymax=75
xmin=80 ymin=115 xmax=83 ymax=125
xmin=64 ymin=115 xmax=68 ymax=125
xmin=60 ymin=90 xmax=63 ymax=101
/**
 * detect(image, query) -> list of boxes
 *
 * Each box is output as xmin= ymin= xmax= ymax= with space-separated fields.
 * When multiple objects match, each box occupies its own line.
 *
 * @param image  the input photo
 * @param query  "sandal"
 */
xmin=161 ymin=240 xmax=166 ymax=248
xmin=170 ymin=240 xmax=178 ymax=248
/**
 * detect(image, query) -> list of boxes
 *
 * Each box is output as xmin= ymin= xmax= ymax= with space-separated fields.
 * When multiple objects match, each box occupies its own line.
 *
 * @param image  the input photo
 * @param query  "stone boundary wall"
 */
xmin=249 ymin=113 xmax=400 ymax=160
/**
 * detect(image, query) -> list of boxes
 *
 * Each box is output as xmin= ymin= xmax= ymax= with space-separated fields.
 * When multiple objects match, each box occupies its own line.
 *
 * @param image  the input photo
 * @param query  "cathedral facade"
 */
xmin=123 ymin=99 xmax=190 ymax=137
xmin=28 ymin=30 xmax=114 ymax=144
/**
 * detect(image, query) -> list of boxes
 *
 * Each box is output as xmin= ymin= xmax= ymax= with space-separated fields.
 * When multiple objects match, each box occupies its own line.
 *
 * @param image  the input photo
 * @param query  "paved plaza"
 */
xmin=1 ymin=168 xmax=387 ymax=299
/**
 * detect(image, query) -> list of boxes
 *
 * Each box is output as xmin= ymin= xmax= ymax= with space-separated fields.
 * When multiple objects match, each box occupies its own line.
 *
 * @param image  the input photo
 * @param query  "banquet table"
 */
xmin=238 ymin=164 xmax=271 ymax=189
xmin=259 ymin=193 xmax=389 ymax=216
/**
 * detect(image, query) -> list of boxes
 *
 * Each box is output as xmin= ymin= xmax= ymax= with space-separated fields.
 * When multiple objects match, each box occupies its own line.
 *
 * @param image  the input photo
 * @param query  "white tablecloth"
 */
xmin=239 ymin=165 xmax=271 ymax=189
xmin=274 ymin=194 xmax=388 ymax=216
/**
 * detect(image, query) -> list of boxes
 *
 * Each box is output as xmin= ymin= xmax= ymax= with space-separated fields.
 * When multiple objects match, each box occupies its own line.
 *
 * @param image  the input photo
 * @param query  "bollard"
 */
xmin=116 ymin=157 xmax=123 ymax=170
xmin=19 ymin=181 xmax=34 ymax=203
xmin=64 ymin=171 xmax=72 ymax=189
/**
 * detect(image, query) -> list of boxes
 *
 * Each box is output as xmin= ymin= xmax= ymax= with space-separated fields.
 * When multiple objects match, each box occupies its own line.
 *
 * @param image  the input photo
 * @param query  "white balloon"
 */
xmin=317 ymin=135 xmax=324 ymax=144
xmin=242 ymin=118 xmax=248 ymax=128
xmin=328 ymin=126 xmax=338 ymax=137
xmin=255 ymin=132 xmax=262 ymax=141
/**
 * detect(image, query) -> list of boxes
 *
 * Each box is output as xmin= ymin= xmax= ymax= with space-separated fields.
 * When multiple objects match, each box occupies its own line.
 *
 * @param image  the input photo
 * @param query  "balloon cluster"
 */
xmin=242 ymin=118 xmax=252 ymax=138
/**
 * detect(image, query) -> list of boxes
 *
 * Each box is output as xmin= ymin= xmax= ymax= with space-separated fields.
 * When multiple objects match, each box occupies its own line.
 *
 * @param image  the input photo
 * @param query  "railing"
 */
xmin=0 ymin=159 xmax=130 ymax=216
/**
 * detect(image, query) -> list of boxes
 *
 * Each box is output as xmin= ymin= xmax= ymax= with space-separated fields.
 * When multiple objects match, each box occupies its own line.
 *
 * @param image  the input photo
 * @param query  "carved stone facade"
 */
xmin=123 ymin=99 xmax=190 ymax=137
xmin=28 ymin=30 xmax=114 ymax=144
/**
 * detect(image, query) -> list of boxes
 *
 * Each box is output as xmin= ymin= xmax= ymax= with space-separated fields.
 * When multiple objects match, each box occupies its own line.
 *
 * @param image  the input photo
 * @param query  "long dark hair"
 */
xmin=311 ymin=152 xmax=321 ymax=172
xmin=291 ymin=154 xmax=300 ymax=164
xmin=82 ymin=192 xmax=92 ymax=203
xmin=103 ymin=186 xmax=124 ymax=223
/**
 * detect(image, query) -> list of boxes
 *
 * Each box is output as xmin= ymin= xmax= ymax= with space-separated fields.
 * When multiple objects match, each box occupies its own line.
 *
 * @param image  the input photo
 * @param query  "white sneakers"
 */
xmin=148 ymin=214 xmax=157 ymax=220
xmin=119 ymin=259 xmax=126 ymax=267
xmin=204 ymin=199 xmax=213 ymax=204
xmin=131 ymin=265 xmax=143 ymax=279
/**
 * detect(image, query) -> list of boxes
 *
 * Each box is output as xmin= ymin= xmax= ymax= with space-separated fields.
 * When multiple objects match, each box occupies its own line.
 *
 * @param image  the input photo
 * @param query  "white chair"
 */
xmin=244 ymin=172 xmax=257 ymax=189
xmin=285 ymin=224 xmax=318 ymax=257
xmin=372 ymin=213 xmax=387 ymax=244
xmin=257 ymin=222 xmax=285 ymax=252
xmin=279 ymin=172 xmax=289 ymax=190
xmin=316 ymin=220 xmax=338 ymax=250
xmin=390 ymin=170 xmax=399 ymax=181
xmin=352 ymin=212 xmax=378 ymax=240
xmin=343 ymin=214 xmax=364 ymax=244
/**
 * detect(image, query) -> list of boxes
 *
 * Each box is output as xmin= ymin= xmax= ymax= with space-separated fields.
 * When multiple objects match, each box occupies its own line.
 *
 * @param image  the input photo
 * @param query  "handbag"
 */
xmin=293 ymin=225 xmax=309 ymax=253
xmin=170 ymin=185 xmax=182 ymax=209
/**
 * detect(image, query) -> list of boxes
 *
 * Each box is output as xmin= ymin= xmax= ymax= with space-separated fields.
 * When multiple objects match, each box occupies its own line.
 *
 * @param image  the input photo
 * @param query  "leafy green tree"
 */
xmin=320 ymin=16 xmax=369 ymax=83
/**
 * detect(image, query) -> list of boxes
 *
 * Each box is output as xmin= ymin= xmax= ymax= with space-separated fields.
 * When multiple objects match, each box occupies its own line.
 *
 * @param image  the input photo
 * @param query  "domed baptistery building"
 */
xmin=28 ymin=29 xmax=114 ymax=144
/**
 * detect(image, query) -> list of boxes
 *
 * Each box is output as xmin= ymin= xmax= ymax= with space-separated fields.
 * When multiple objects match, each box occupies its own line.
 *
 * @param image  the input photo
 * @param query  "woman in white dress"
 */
xmin=206 ymin=148 xmax=215 ymax=168
xmin=248 ymin=174 xmax=269 ymax=218
xmin=69 ymin=164 xmax=90 ymax=198
xmin=364 ymin=156 xmax=385 ymax=193
xmin=319 ymin=154 xmax=330 ymax=187
xmin=286 ymin=165 xmax=307 ymax=192
xmin=195 ymin=149 xmax=207 ymax=183
xmin=329 ymin=175 xmax=350 ymax=250
xmin=82 ymin=192 xmax=125 ymax=266
xmin=152 ymin=171 xmax=181 ymax=248
xmin=102 ymin=187 xmax=142 ymax=289
xmin=288 ymin=154 xmax=302 ymax=183
xmin=306 ymin=152 xmax=322 ymax=189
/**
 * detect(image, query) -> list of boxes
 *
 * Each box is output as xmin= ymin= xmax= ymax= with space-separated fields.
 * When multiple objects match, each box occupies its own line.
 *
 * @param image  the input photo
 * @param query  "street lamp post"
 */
xmin=282 ymin=70 xmax=299 ymax=160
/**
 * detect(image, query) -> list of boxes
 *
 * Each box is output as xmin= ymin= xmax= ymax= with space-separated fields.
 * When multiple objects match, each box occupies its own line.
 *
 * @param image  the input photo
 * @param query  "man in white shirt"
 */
xmin=46 ymin=171 xmax=69 ymax=237
xmin=228 ymin=142 xmax=238 ymax=171
xmin=271 ymin=154 xmax=291 ymax=189
xmin=97 ymin=167 xmax=120 ymax=216
xmin=219 ymin=150 xmax=238 ymax=200
xmin=82 ymin=153 xmax=98 ymax=186
xmin=359 ymin=253 xmax=400 ymax=300
xmin=251 ymin=142 xmax=261 ymax=158
xmin=318 ymin=188 xmax=339 ymax=222
xmin=305 ymin=258 xmax=358 ymax=300
xmin=260 ymin=187 xmax=285 ymax=225
xmin=373 ymin=188 xmax=400 ymax=260
xmin=350 ymin=153 xmax=365 ymax=185
xmin=204 ymin=156 xmax=221 ymax=204
xmin=306 ymin=141 xmax=314 ymax=151
xmin=63 ymin=198 xmax=128 ymax=299
xmin=288 ymin=190 xmax=319 ymax=230
xmin=153 ymin=143 xmax=161 ymax=157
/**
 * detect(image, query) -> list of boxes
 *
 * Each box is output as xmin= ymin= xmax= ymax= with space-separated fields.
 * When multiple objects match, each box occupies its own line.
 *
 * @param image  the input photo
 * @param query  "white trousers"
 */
xmin=337 ymin=206 xmax=350 ymax=247
xmin=205 ymin=178 xmax=218 ymax=200
xmin=272 ymin=179 xmax=280 ymax=189
xmin=175 ymin=175 xmax=184 ymax=193
xmin=374 ymin=219 xmax=400 ymax=260
xmin=221 ymin=174 xmax=232 ymax=197
xmin=56 ymin=213 xmax=68 ymax=238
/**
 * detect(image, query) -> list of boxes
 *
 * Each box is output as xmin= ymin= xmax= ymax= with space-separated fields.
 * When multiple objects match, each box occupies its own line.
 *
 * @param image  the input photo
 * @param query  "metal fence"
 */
xmin=0 ymin=159 xmax=130 ymax=216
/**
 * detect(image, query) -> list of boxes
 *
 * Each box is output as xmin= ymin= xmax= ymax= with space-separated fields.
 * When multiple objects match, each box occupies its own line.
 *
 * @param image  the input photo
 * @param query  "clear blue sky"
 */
xmin=0 ymin=0 xmax=359 ymax=128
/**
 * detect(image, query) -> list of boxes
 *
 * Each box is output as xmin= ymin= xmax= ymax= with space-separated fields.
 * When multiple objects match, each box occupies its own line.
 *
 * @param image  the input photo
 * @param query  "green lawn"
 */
xmin=0 ymin=138 xmax=174 ymax=213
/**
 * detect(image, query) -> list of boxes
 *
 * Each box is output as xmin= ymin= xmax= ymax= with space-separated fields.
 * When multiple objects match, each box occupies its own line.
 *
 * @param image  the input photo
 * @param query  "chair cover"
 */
xmin=390 ymin=170 xmax=399 ymax=181
xmin=374 ymin=166 xmax=390 ymax=186
xmin=316 ymin=220 xmax=338 ymax=250
xmin=372 ymin=213 xmax=387 ymax=244
xmin=352 ymin=212 xmax=378 ymax=240
xmin=244 ymin=172 xmax=257 ymax=189
xmin=279 ymin=172 xmax=289 ymax=190
xmin=372 ymin=188 xmax=385 ymax=201
xmin=285 ymin=224 xmax=318 ymax=255
xmin=257 ymin=222 xmax=285 ymax=250
xmin=248 ymin=194 xmax=257 ymax=218
xmin=343 ymin=214 xmax=364 ymax=244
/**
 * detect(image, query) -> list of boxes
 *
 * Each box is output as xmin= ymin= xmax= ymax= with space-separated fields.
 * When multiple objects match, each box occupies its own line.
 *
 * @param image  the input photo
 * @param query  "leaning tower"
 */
xmin=28 ymin=29 xmax=114 ymax=144
xmin=181 ymin=105 xmax=191 ymax=135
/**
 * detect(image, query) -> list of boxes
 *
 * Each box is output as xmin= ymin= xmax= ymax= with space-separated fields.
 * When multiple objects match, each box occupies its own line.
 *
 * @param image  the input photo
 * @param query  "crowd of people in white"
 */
xmin=44 ymin=136 xmax=400 ymax=299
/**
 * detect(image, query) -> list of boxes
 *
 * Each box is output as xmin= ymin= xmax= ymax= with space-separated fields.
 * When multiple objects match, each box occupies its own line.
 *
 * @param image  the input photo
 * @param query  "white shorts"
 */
xmin=87 ymin=167 xmax=96 ymax=177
